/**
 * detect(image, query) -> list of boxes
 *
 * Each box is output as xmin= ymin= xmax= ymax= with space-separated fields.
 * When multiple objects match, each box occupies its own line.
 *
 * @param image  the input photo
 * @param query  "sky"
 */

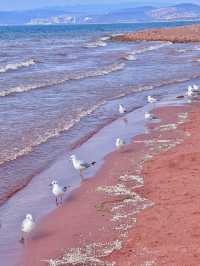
xmin=0 ymin=0 xmax=199 ymax=11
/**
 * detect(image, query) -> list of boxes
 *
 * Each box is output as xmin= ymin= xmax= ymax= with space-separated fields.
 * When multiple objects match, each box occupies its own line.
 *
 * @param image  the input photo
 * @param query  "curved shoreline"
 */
xmin=21 ymin=102 xmax=190 ymax=266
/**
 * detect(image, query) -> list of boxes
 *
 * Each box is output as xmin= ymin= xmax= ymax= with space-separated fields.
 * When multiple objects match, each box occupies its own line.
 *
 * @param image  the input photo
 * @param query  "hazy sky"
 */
xmin=0 ymin=0 xmax=199 ymax=11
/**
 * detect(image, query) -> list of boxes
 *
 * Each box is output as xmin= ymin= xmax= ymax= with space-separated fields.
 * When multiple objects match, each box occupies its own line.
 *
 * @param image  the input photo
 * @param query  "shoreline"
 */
xmin=109 ymin=103 xmax=200 ymax=265
xmin=112 ymin=24 xmax=200 ymax=43
xmin=21 ymin=101 xmax=191 ymax=265
xmin=0 ymin=100 xmax=155 ymax=266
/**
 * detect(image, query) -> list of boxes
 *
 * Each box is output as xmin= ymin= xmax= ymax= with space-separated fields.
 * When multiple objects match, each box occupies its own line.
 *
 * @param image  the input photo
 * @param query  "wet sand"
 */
xmin=112 ymin=24 xmax=200 ymax=43
xmin=21 ymin=100 xmax=193 ymax=265
xmin=109 ymin=103 xmax=200 ymax=265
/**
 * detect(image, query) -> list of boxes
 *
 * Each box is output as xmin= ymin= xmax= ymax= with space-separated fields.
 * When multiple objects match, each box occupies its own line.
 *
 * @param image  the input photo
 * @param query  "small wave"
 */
xmin=178 ymin=46 xmax=200 ymax=53
xmin=84 ymin=40 xmax=107 ymax=48
xmin=0 ymin=101 xmax=106 ymax=166
xmin=99 ymin=36 xmax=110 ymax=42
xmin=0 ymin=63 xmax=125 ymax=97
xmin=130 ymin=42 xmax=172 ymax=56
xmin=0 ymin=59 xmax=36 ymax=73
xmin=123 ymin=54 xmax=137 ymax=61
xmin=0 ymin=72 xmax=198 ymax=166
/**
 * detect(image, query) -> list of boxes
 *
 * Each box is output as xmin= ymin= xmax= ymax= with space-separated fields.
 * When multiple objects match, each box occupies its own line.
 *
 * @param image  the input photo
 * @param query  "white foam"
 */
xmin=0 ymin=101 xmax=105 ymax=166
xmin=131 ymin=42 xmax=171 ymax=56
xmin=124 ymin=54 xmax=137 ymax=61
xmin=0 ymin=63 xmax=125 ymax=97
xmin=84 ymin=40 xmax=107 ymax=48
xmin=0 ymin=59 xmax=36 ymax=73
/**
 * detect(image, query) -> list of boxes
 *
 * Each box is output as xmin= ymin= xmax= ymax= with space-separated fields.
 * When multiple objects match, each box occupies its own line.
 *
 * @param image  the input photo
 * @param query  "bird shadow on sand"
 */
xmin=31 ymin=230 xmax=53 ymax=241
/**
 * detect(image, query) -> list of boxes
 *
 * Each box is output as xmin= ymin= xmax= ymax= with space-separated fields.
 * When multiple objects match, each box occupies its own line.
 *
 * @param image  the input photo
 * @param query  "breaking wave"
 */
xmin=0 ymin=63 xmax=125 ymax=97
xmin=130 ymin=42 xmax=172 ymax=56
xmin=0 ymin=59 xmax=36 ymax=73
xmin=0 ymin=73 xmax=198 ymax=166
xmin=84 ymin=41 xmax=107 ymax=48
xmin=123 ymin=54 xmax=137 ymax=61
xmin=0 ymin=101 xmax=105 ymax=166
xmin=84 ymin=36 xmax=110 ymax=48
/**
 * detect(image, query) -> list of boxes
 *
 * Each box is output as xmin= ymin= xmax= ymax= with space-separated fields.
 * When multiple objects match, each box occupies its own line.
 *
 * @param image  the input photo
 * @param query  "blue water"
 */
xmin=0 ymin=21 xmax=200 ymax=207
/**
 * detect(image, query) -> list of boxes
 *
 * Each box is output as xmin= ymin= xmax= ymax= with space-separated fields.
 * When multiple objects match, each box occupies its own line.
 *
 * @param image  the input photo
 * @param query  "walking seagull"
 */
xmin=119 ymin=104 xmax=126 ymax=114
xmin=50 ymin=180 xmax=70 ymax=205
xmin=147 ymin=96 xmax=157 ymax=103
xmin=70 ymin=155 xmax=96 ymax=178
xmin=115 ymin=138 xmax=126 ymax=150
xmin=20 ymin=214 xmax=35 ymax=243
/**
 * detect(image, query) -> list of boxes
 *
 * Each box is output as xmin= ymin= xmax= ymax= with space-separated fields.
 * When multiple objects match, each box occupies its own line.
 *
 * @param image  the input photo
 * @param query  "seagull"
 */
xmin=116 ymin=138 xmax=125 ymax=150
xmin=119 ymin=104 xmax=126 ymax=114
xmin=192 ymin=84 xmax=199 ymax=91
xmin=50 ymin=180 xmax=70 ymax=205
xmin=147 ymin=96 xmax=157 ymax=103
xmin=145 ymin=112 xmax=157 ymax=120
xmin=186 ymin=86 xmax=194 ymax=97
xmin=70 ymin=155 xmax=96 ymax=178
xmin=20 ymin=214 xmax=35 ymax=243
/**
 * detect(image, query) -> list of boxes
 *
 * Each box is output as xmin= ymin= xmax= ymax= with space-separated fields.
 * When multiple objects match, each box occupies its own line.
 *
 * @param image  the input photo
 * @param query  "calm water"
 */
xmin=0 ymin=21 xmax=200 ymax=207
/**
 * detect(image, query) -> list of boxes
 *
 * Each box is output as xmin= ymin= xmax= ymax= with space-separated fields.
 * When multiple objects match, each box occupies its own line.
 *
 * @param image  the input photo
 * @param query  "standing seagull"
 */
xmin=147 ymin=96 xmax=157 ymax=104
xmin=70 ymin=155 xmax=96 ymax=178
xmin=119 ymin=104 xmax=126 ymax=114
xmin=50 ymin=180 xmax=70 ymax=205
xmin=186 ymin=86 xmax=194 ymax=97
xmin=20 ymin=214 xmax=35 ymax=243
xmin=192 ymin=84 xmax=199 ymax=91
xmin=145 ymin=112 xmax=157 ymax=120
xmin=115 ymin=138 xmax=125 ymax=150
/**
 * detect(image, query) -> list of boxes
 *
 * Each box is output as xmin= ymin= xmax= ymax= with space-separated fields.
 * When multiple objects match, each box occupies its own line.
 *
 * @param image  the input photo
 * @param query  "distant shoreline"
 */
xmin=112 ymin=24 xmax=200 ymax=43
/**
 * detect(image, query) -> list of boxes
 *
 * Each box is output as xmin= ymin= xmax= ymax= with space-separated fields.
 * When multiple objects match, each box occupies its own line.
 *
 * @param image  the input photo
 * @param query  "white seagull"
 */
xmin=50 ymin=180 xmax=70 ymax=205
xmin=192 ymin=84 xmax=199 ymax=91
xmin=145 ymin=112 xmax=157 ymax=120
xmin=70 ymin=155 xmax=96 ymax=178
xmin=115 ymin=138 xmax=126 ymax=150
xmin=20 ymin=214 xmax=35 ymax=243
xmin=119 ymin=104 xmax=127 ymax=114
xmin=186 ymin=86 xmax=194 ymax=97
xmin=147 ymin=96 xmax=157 ymax=103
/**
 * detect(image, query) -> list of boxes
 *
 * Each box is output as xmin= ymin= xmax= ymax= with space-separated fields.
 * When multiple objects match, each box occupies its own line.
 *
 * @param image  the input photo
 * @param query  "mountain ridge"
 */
xmin=0 ymin=3 xmax=200 ymax=25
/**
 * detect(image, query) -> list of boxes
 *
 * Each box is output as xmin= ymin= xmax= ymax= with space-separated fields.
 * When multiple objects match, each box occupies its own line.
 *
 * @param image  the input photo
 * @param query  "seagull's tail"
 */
xmin=91 ymin=161 xmax=96 ymax=166
xmin=63 ymin=185 xmax=71 ymax=192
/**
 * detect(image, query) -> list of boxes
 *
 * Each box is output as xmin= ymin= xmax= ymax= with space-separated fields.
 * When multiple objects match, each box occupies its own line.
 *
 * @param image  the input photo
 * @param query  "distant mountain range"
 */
xmin=0 ymin=3 xmax=200 ymax=25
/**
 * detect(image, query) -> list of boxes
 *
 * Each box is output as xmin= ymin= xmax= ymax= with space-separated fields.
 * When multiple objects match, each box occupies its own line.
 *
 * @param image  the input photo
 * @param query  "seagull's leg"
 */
xmin=60 ymin=195 xmax=63 ymax=205
xmin=80 ymin=170 xmax=84 ymax=180
xmin=56 ymin=197 xmax=59 ymax=206
xmin=20 ymin=232 xmax=25 ymax=244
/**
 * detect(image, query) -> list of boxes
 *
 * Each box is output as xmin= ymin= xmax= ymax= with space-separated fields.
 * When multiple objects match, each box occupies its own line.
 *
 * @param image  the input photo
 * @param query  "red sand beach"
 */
xmin=113 ymin=24 xmax=200 ymax=43
xmin=20 ymin=100 xmax=200 ymax=266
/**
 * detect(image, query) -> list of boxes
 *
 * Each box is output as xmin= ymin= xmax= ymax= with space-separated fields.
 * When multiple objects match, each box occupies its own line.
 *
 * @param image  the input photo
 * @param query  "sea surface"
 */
xmin=1 ymin=21 xmax=200 ymax=206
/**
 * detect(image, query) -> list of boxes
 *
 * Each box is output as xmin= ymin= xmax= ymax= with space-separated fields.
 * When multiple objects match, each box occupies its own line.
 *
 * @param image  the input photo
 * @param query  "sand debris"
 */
xmin=119 ymin=174 xmax=143 ymax=184
xmin=177 ymin=112 xmax=188 ymax=124
xmin=96 ymin=183 xmax=135 ymax=197
xmin=47 ymin=240 xmax=121 ymax=266
xmin=155 ymin=123 xmax=177 ymax=131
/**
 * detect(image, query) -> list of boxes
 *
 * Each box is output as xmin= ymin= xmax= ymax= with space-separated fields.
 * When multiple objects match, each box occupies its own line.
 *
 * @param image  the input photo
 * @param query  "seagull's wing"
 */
xmin=21 ymin=219 xmax=26 ymax=231
xmin=79 ymin=161 xmax=90 ymax=168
